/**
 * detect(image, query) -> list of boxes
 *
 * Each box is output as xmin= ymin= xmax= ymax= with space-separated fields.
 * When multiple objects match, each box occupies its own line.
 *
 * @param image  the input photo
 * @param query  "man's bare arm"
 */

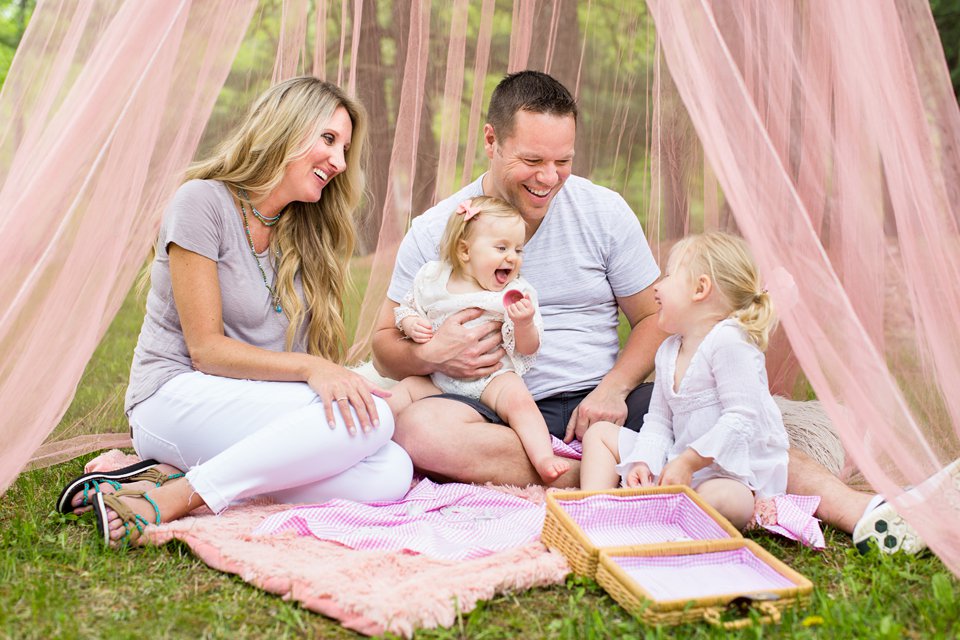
xmin=564 ymin=284 xmax=669 ymax=440
xmin=600 ymin=285 xmax=666 ymax=395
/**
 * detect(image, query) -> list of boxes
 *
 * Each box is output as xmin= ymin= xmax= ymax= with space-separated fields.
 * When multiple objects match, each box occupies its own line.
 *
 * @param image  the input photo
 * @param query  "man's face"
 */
xmin=483 ymin=111 xmax=575 ymax=226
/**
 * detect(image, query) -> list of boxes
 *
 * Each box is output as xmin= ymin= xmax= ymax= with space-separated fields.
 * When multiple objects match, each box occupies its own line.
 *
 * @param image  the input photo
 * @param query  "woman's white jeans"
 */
xmin=129 ymin=371 xmax=413 ymax=513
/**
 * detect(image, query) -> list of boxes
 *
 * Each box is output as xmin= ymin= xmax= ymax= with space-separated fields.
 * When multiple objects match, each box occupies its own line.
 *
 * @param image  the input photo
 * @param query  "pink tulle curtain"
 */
xmin=648 ymin=0 xmax=960 ymax=575
xmin=1 ymin=0 xmax=959 ymax=577
xmin=0 ymin=0 xmax=257 ymax=486
xmin=0 ymin=0 xmax=655 ymax=483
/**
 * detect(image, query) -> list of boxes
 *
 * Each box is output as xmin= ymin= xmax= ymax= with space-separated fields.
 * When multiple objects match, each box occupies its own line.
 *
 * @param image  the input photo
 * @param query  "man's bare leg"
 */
xmin=394 ymin=396 xmax=580 ymax=488
xmin=787 ymin=448 xmax=872 ymax=534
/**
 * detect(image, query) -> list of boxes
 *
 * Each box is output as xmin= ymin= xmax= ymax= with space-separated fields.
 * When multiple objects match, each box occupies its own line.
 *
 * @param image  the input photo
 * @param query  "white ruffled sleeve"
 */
xmin=393 ymin=262 xmax=432 ymax=333
xmin=501 ymin=277 xmax=544 ymax=376
xmin=686 ymin=332 xmax=769 ymax=482
xmin=616 ymin=345 xmax=675 ymax=477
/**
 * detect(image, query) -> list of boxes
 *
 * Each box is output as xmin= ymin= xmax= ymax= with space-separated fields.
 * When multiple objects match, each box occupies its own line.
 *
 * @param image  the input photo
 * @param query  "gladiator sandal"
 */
xmin=93 ymin=489 xmax=162 ymax=547
xmin=56 ymin=460 xmax=184 ymax=514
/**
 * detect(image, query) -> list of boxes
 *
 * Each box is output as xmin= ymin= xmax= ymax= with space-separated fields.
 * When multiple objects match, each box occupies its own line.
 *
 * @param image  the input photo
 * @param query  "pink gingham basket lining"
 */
xmin=611 ymin=547 xmax=796 ymax=601
xmin=556 ymin=493 xmax=731 ymax=546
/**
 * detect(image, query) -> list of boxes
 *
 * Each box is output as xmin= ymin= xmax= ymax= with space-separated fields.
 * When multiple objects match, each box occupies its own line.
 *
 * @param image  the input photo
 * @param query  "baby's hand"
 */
xmin=505 ymin=294 xmax=535 ymax=325
xmin=625 ymin=462 xmax=655 ymax=487
xmin=658 ymin=457 xmax=694 ymax=487
xmin=402 ymin=318 xmax=434 ymax=344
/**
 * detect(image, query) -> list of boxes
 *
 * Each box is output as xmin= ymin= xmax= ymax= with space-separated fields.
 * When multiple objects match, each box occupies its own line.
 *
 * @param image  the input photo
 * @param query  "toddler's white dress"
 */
xmin=394 ymin=260 xmax=544 ymax=400
xmin=616 ymin=318 xmax=789 ymax=497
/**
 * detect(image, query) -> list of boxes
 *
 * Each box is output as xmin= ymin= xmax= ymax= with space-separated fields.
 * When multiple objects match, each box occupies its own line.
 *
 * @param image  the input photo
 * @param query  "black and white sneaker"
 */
xmin=852 ymin=458 xmax=960 ymax=555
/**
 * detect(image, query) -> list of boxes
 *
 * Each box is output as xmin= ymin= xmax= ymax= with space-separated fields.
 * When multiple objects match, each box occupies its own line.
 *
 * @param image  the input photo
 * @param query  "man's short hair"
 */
xmin=487 ymin=70 xmax=578 ymax=142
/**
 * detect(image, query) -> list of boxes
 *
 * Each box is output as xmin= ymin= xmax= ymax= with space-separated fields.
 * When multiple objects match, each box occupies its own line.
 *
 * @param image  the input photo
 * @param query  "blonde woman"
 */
xmin=57 ymin=77 xmax=412 ymax=546
xmin=580 ymin=232 xmax=789 ymax=530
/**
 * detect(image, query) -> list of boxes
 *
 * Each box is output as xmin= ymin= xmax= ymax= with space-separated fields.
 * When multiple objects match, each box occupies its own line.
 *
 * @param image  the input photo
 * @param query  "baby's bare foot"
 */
xmin=535 ymin=456 xmax=571 ymax=484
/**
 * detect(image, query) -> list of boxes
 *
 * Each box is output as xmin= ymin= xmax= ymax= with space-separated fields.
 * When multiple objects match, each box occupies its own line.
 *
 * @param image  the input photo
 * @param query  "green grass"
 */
xmin=3 ymin=280 xmax=959 ymax=639
xmin=1 ymin=469 xmax=958 ymax=639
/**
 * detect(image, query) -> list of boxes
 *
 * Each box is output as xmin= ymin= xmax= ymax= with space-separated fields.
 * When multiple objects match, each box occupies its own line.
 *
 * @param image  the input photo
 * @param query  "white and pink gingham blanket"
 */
xmin=254 ymin=436 xmax=824 ymax=558
xmin=254 ymin=479 xmax=546 ymax=560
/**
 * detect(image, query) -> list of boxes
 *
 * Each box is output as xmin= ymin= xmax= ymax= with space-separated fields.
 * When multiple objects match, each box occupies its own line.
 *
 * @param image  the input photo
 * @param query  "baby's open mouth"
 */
xmin=495 ymin=268 xmax=512 ymax=284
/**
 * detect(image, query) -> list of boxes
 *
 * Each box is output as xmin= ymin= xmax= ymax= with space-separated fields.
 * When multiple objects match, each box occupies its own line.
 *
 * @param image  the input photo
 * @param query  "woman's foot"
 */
xmin=94 ymin=476 xmax=202 ymax=547
xmin=94 ymin=490 xmax=162 ymax=547
xmin=60 ymin=461 xmax=185 ymax=515
xmin=535 ymin=455 xmax=572 ymax=484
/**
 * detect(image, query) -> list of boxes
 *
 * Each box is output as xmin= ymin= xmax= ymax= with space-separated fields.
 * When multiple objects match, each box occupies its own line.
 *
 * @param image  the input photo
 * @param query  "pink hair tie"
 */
xmin=455 ymin=199 xmax=481 ymax=221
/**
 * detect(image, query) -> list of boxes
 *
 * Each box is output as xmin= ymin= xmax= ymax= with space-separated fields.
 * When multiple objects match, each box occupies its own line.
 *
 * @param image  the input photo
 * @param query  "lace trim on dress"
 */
xmin=394 ymin=290 xmax=423 ymax=332
xmin=669 ymin=387 xmax=721 ymax=416
xmin=500 ymin=308 xmax=543 ymax=376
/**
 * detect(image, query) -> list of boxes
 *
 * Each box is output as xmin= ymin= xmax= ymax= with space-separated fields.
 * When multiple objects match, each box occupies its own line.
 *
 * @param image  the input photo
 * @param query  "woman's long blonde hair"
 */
xmin=186 ymin=76 xmax=367 ymax=363
xmin=670 ymin=231 xmax=777 ymax=351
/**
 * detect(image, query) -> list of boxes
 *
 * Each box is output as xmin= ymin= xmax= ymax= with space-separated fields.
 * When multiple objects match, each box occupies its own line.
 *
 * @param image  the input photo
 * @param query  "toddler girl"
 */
xmin=580 ymin=231 xmax=788 ymax=529
xmin=388 ymin=196 xmax=570 ymax=482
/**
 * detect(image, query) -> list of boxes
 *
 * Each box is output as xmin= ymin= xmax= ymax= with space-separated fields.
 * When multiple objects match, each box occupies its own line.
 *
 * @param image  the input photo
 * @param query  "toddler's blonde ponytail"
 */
xmin=671 ymin=232 xmax=778 ymax=350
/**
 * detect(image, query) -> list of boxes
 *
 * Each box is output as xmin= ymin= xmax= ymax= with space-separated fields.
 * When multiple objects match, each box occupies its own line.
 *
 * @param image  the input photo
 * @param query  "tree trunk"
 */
xmin=355 ymin=0 xmax=389 ymax=254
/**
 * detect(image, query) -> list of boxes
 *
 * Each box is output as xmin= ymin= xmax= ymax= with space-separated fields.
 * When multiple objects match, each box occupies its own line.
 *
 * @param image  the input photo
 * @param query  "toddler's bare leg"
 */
xmin=385 ymin=376 xmax=442 ymax=417
xmin=481 ymin=374 xmax=570 ymax=483
xmin=696 ymin=478 xmax=756 ymax=530
xmin=580 ymin=422 xmax=623 ymax=490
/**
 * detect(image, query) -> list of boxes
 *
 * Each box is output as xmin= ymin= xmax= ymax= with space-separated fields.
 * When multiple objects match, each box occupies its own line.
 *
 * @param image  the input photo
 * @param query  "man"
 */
xmin=373 ymin=71 xmax=664 ymax=488
xmin=371 ymin=70 xmax=942 ymax=555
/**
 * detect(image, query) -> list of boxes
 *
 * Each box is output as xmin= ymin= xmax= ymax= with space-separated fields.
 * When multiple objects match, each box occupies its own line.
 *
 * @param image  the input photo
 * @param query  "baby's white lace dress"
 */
xmin=395 ymin=261 xmax=544 ymax=399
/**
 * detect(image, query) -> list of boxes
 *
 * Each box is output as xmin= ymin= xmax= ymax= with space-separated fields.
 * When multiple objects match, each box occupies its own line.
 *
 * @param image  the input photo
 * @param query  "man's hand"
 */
xmin=425 ymin=307 xmax=505 ymax=380
xmin=563 ymin=383 xmax=629 ymax=443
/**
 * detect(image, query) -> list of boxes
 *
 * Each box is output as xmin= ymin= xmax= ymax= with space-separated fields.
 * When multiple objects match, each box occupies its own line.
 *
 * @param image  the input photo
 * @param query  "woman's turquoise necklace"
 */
xmin=238 ymin=188 xmax=283 ymax=226
xmin=238 ymin=192 xmax=283 ymax=313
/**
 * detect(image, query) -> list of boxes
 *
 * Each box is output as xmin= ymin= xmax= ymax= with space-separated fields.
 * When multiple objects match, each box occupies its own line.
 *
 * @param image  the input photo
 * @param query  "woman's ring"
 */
xmin=335 ymin=396 xmax=348 ymax=401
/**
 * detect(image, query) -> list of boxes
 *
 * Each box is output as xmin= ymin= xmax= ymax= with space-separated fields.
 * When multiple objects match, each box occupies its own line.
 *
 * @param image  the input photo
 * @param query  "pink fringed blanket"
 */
xmin=85 ymin=446 xmax=822 ymax=636
xmin=84 ymin=451 xmax=569 ymax=637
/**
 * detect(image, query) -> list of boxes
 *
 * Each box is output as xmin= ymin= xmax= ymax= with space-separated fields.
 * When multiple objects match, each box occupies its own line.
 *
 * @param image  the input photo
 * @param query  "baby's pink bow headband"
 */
xmin=456 ymin=200 xmax=481 ymax=221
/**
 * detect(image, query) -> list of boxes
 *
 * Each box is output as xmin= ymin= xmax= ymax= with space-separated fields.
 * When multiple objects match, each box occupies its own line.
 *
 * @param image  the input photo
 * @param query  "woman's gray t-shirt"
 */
xmin=125 ymin=180 xmax=299 ymax=413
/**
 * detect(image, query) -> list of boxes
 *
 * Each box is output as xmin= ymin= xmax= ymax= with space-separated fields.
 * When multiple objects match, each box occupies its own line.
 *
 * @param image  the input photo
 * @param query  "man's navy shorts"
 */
xmin=430 ymin=382 xmax=654 ymax=439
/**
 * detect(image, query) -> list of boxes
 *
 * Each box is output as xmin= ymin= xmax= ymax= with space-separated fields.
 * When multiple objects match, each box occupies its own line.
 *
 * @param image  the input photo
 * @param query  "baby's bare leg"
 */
xmin=481 ymin=374 xmax=570 ymax=483
xmin=580 ymin=422 xmax=623 ymax=490
xmin=696 ymin=478 xmax=756 ymax=530
xmin=385 ymin=376 xmax=443 ymax=417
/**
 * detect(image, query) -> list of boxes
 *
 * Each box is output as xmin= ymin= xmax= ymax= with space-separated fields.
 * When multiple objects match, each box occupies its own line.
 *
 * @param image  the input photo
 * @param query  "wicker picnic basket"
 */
xmin=542 ymin=486 xmax=742 ymax=577
xmin=595 ymin=539 xmax=813 ymax=628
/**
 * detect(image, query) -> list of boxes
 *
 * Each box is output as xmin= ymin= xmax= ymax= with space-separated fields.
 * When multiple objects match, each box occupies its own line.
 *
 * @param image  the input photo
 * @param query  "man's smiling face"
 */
xmin=483 ymin=110 xmax=575 ymax=227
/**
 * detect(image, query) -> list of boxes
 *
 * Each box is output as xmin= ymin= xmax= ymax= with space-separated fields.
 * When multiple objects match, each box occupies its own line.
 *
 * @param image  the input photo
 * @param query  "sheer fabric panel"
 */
xmin=649 ymin=0 xmax=960 ymax=575
xmin=2 ymin=0 xmax=959 ymax=578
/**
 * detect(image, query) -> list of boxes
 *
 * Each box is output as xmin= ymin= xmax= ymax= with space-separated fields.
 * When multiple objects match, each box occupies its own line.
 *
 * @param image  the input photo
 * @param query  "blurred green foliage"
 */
xmin=0 ymin=0 xmax=32 ymax=89
xmin=930 ymin=0 xmax=960 ymax=99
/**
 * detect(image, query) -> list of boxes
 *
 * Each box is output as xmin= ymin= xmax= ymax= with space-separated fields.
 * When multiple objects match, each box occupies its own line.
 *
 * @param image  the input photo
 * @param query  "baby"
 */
xmin=387 ymin=196 xmax=570 ymax=482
